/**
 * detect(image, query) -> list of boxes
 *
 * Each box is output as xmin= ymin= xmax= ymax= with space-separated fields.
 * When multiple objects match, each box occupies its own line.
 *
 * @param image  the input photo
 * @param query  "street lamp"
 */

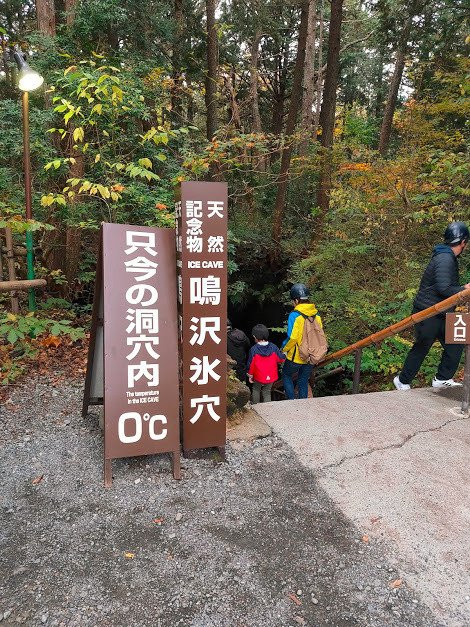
xmin=9 ymin=47 xmax=44 ymax=311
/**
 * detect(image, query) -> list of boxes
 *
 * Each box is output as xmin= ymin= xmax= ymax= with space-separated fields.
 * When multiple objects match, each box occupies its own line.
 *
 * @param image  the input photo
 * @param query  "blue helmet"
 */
xmin=444 ymin=221 xmax=469 ymax=245
xmin=290 ymin=283 xmax=310 ymax=300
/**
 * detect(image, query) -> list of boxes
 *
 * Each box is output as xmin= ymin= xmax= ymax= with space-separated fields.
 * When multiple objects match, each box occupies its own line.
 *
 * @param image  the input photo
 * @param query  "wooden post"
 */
xmin=352 ymin=348 xmax=362 ymax=394
xmin=4 ymin=228 xmax=19 ymax=314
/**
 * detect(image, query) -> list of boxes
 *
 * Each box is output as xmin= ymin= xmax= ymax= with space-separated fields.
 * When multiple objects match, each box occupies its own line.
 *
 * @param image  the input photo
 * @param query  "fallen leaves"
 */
xmin=152 ymin=517 xmax=164 ymax=525
xmin=389 ymin=579 xmax=403 ymax=589
xmin=40 ymin=335 xmax=62 ymax=348
xmin=32 ymin=475 xmax=44 ymax=485
xmin=288 ymin=593 xmax=302 ymax=606
xmin=124 ymin=552 xmax=135 ymax=559
xmin=362 ymin=535 xmax=369 ymax=543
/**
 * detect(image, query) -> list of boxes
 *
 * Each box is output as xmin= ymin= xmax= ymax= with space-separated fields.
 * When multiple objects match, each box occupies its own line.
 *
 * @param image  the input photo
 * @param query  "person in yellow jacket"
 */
xmin=281 ymin=283 xmax=322 ymax=399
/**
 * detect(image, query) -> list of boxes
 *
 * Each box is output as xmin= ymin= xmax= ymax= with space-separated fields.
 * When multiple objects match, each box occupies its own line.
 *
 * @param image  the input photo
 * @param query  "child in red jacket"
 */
xmin=247 ymin=324 xmax=285 ymax=403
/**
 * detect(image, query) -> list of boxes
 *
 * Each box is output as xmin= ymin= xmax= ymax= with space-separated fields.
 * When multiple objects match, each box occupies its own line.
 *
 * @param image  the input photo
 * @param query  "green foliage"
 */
xmin=0 ymin=312 xmax=85 ymax=344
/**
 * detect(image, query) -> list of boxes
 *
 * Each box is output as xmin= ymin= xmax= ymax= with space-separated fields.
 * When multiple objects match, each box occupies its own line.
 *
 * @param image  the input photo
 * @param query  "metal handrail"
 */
xmin=316 ymin=287 xmax=470 ymax=395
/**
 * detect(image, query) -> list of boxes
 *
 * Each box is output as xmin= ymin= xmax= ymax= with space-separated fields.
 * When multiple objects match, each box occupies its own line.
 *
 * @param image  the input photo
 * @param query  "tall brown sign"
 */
xmin=83 ymin=224 xmax=180 ymax=486
xmin=176 ymin=182 xmax=228 ymax=451
xmin=445 ymin=312 xmax=470 ymax=344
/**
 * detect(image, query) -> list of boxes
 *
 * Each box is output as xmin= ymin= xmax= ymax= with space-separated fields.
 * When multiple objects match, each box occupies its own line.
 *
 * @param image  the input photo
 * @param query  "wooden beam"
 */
xmin=0 ymin=279 xmax=47 ymax=292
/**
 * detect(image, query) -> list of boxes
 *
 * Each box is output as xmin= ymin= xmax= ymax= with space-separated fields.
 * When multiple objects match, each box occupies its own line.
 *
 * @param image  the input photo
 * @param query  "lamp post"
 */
xmin=10 ymin=47 xmax=44 ymax=311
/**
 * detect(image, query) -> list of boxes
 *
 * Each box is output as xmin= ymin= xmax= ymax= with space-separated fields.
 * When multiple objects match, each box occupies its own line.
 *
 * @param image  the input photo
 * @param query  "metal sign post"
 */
xmin=445 ymin=311 xmax=470 ymax=415
xmin=83 ymin=224 xmax=181 ymax=486
xmin=176 ymin=182 xmax=228 ymax=454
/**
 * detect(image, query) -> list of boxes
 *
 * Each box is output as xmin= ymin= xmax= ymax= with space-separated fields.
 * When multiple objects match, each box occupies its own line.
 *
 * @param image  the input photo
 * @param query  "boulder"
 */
xmin=226 ymin=355 xmax=250 ymax=416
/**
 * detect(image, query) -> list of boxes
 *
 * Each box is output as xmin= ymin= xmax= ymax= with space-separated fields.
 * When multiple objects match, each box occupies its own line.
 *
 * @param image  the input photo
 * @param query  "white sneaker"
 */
xmin=432 ymin=377 xmax=463 ymax=388
xmin=393 ymin=375 xmax=410 ymax=391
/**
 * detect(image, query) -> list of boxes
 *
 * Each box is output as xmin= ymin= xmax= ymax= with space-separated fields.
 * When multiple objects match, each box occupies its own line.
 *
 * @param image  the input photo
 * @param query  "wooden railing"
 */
xmin=316 ymin=287 xmax=470 ymax=394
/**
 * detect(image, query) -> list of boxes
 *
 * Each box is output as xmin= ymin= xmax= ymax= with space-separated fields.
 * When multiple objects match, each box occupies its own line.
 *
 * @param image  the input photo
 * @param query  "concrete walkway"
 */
xmin=254 ymin=387 xmax=470 ymax=627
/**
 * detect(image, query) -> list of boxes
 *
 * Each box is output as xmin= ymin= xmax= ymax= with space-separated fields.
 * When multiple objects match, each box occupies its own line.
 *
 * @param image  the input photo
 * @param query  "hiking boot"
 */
xmin=393 ymin=375 xmax=410 ymax=391
xmin=432 ymin=377 xmax=463 ymax=388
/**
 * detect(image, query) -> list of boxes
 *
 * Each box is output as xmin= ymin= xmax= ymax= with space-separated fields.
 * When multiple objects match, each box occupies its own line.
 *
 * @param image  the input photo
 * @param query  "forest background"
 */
xmin=0 ymin=0 xmax=468 ymax=391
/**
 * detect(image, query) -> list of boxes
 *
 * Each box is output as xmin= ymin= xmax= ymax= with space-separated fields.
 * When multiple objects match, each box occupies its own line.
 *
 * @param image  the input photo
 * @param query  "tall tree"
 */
xmin=35 ymin=0 xmax=55 ymax=35
xmin=205 ymin=0 xmax=218 ymax=141
xmin=249 ymin=28 xmax=263 ymax=133
xmin=315 ymin=0 xmax=343 ymax=219
xmin=171 ymin=0 xmax=184 ymax=121
xmin=271 ymin=0 xmax=312 ymax=251
xmin=299 ymin=0 xmax=317 ymax=155
xmin=378 ymin=14 xmax=413 ymax=155
xmin=65 ymin=0 xmax=78 ymax=26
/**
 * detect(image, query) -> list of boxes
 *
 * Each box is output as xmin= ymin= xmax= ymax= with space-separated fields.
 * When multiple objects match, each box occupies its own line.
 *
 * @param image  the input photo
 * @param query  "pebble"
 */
xmin=134 ymin=479 xmax=141 ymax=485
xmin=175 ymin=512 xmax=182 ymax=522
xmin=311 ymin=597 xmax=319 ymax=605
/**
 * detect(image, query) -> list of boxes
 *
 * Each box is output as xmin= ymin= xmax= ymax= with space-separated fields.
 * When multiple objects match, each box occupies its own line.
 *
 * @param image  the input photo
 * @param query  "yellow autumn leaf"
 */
xmin=124 ymin=552 xmax=135 ymax=559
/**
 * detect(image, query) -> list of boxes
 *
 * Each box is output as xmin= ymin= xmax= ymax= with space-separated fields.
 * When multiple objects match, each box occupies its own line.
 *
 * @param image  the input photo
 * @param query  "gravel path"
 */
xmin=0 ymin=379 xmax=442 ymax=626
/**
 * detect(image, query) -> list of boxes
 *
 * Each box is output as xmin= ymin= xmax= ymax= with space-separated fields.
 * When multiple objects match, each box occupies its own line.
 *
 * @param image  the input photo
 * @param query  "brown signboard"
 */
xmin=176 ymin=182 xmax=228 ymax=451
xmin=83 ymin=224 xmax=180 ymax=486
xmin=445 ymin=312 xmax=470 ymax=344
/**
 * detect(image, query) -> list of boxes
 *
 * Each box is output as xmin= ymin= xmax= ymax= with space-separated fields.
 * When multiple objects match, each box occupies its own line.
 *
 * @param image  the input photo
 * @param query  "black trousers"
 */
xmin=400 ymin=315 xmax=463 ymax=384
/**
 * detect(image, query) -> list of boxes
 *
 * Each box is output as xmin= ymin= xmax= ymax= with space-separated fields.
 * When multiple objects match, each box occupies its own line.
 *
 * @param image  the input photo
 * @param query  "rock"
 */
xmin=175 ymin=512 xmax=182 ymax=522
xmin=311 ymin=597 xmax=319 ymax=605
xmin=226 ymin=362 xmax=250 ymax=417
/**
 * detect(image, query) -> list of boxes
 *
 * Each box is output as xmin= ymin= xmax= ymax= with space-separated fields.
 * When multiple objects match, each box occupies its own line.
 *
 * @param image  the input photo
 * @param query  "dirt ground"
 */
xmin=0 ymin=378 xmax=443 ymax=626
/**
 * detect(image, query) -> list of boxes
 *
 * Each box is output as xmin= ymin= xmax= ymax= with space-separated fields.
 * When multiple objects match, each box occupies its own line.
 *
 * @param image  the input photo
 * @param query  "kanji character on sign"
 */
xmin=124 ymin=257 xmax=158 ymax=282
xmin=189 ymin=357 xmax=221 ymax=385
xmin=126 ymin=335 xmax=160 ymax=361
xmin=454 ymin=314 xmax=467 ymax=341
xmin=186 ymin=218 xmax=203 ymax=236
xmin=128 ymin=362 xmax=159 ymax=387
xmin=190 ymin=395 xmax=221 ymax=423
xmin=207 ymin=201 xmax=224 ymax=218
xmin=126 ymin=309 xmax=159 ymax=335
xmin=186 ymin=236 xmax=203 ymax=253
xmin=189 ymin=317 xmax=221 ymax=345
xmin=186 ymin=200 xmax=203 ymax=218
xmin=125 ymin=231 xmax=157 ymax=256
xmin=126 ymin=284 xmax=158 ymax=306
xmin=207 ymin=236 xmax=224 ymax=253
xmin=189 ymin=276 xmax=221 ymax=305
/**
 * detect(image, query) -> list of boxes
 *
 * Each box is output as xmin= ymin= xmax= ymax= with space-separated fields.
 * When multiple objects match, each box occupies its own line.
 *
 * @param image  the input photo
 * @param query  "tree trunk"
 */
xmin=36 ymin=0 xmax=55 ymax=35
xmin=64 ymin=0 xmax=78 ymax=26
xmin=313 ymin=0 xmax=324 ymax=135
xmin=171 ymin=0 xmax=184 ymax=121
xmin=378 ymin=16 xmax=412 ymax=156
xmin=315 ymin=0 xmax=343 ymax=221
xmin=250 ymin=29 xmax=262 ymax=133
xmin=205 ymin=0 xmax=218 ymax=141
xmin=299 ymin=0 xmax=318 ymax=155
xmin=271 ymin=1 xmax=311 ymax=251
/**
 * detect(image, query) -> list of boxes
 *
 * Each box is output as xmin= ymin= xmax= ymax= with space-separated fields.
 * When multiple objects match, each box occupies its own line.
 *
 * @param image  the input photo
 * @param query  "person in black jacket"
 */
xmin=394 ymin=221 xmax=470 ymax=390
xmin=227 ymin=319 xmax=251 ymax=382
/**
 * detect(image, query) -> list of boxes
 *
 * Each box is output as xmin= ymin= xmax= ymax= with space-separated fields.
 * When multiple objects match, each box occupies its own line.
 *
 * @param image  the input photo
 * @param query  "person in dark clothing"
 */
xmin=247 ymin=324 xmax=285 ymax=403
xmin=227 ymin=319 xmax=251 ymax=382
xmin=394 ymin=221 xmax=470 ymax=390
